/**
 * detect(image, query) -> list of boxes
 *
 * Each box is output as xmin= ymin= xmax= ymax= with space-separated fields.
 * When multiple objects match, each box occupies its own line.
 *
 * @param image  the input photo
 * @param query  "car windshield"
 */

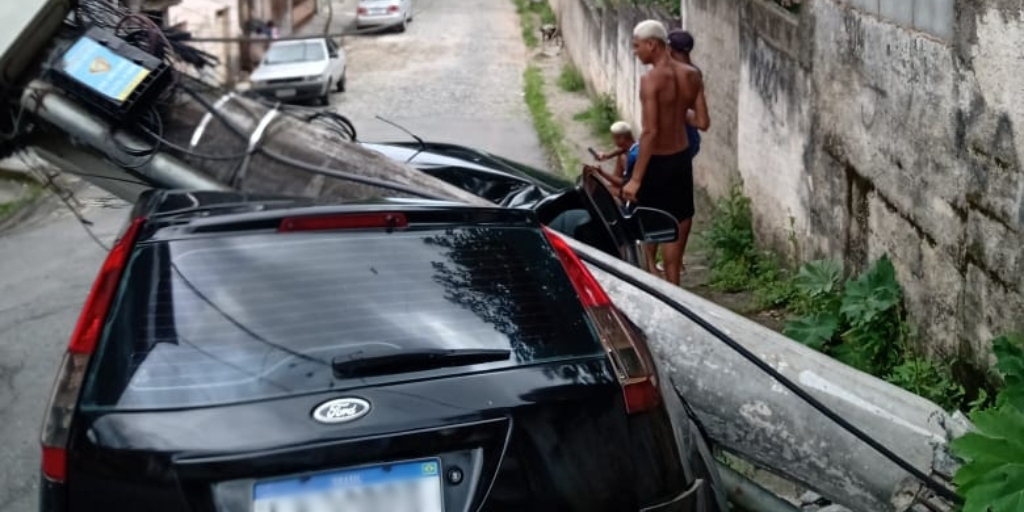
xmin=264 ymin=41 xmax=325 ymax=64
xmin=81 ymin=227 xmax=599 ymax=410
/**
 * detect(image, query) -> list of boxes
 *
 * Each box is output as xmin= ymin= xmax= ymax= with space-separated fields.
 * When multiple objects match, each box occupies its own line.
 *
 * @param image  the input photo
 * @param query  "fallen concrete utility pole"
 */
xmin=23 ymin=86 xmax=968 ymax=512
xmin=567 ymin=235 xmax=969 ymax=512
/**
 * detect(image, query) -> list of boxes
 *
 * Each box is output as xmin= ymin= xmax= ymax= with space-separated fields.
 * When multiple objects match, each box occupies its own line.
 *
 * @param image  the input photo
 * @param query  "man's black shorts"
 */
xmin=638 ymin=149 xmax=694 ymax=222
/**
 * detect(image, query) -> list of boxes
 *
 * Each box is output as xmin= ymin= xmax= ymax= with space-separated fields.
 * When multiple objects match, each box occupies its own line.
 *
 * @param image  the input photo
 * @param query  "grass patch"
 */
xmin=512 ymin=0 xmax=539 ymax=48
xmin=524 ymin=66 xmax=578 ymax=176
xmin=573 ymin=94 xmax=618 ymax=138
xmin=557 ymin=63 xmax=586 ymax=93
xmin=0 ymin=183 xmax=42 ymax=224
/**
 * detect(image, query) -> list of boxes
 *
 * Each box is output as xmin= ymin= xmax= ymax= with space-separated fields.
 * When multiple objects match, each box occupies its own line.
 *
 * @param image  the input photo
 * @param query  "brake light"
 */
xmin=542 ymin=227 xmax=661 ymax=414
xmin=41 ymin=218 xmax=144 ymax=483
xmin=357 ymin=6 xmax=367 ymax=14
xmin=542 ymin=226 xmax=610 ymax=308
xmin=279 ymin=212 xmax=408 ymax=232
xmin=387 ymin=4 xmax=399 ymax=12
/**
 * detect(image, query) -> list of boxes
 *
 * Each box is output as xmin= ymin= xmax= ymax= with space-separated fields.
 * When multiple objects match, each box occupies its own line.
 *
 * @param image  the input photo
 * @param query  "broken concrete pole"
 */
xmin=564 ymin=235 xmax=968 ymax=512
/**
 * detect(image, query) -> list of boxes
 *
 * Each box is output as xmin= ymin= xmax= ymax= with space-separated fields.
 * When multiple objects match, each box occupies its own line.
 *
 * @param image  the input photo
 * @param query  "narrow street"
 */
xmin=0 ymin=1 xmax=544 ymax=509
xmin=327 ymin=0 xmax=548 ymax=169
xmin=0 ymin=187 xmax=127 ymax=512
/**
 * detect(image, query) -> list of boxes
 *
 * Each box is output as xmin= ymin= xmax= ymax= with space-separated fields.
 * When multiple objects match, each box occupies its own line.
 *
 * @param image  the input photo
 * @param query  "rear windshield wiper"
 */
xmin=332 ymin=349 xmax=511 ymax=379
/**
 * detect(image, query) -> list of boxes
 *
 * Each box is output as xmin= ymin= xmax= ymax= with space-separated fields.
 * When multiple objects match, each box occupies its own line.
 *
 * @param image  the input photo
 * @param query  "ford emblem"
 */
xmin=312 ymin=397 xmax=371 ymax=424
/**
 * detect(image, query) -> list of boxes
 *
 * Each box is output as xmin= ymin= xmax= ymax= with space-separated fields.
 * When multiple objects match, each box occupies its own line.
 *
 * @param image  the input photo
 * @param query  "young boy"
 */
xmin=586 ymin=121 xmax=638 ymax=196
xmin=585 ymin=121 xmax=660 ymax=273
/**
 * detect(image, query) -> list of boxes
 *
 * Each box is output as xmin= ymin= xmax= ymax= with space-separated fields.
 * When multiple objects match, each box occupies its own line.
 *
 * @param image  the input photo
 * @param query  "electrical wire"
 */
xmin=574 ymin=250 xmax=963 ymax=505
xmin=138 ymin=124 xmax=252 ymax=161
xmin=17 ymin=152 xmax=111 ymax=252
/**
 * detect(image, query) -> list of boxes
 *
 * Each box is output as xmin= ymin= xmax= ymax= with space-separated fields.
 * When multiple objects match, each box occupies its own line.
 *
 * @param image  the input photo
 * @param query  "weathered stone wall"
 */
xmin=551 ymin=0 xmax=1024 ymax=364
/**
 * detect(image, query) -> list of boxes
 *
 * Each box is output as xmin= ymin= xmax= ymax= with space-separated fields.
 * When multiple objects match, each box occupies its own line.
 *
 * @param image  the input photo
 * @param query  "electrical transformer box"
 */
xmin=50 ymin=27 xmax=172 ymax=122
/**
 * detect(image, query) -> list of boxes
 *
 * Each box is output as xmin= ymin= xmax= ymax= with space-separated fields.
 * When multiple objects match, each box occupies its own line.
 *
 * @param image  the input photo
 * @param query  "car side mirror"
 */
xmin=629 ymin=207 xmax=679 ymax=243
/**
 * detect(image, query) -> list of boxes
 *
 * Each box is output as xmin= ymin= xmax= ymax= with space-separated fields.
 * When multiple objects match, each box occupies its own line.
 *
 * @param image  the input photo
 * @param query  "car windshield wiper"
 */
xmin=332 ymin=349 xmax=511 ymax=379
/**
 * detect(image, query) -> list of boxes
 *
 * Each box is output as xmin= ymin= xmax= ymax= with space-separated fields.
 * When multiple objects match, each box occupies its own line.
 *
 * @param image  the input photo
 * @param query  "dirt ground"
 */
xmin=525 ymin=41 xmax=784 ymax=332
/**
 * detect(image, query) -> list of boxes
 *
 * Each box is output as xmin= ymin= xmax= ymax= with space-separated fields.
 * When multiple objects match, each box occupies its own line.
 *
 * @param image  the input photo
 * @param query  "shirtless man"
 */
xmin=624 ymin=20 xmax=709 ymax=286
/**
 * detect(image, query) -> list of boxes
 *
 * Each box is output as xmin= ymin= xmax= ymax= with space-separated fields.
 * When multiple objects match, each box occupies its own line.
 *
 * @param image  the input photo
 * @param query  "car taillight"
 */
xmin=40 ymin=218 xmax=144 ymax=483
xmin=387 ymin=4 xmax=399 ymax=12
xmin=543 ymin=227 xmax=662 ymax=414
xmin=278 ymin=212 xmax=408 ymax=232
xmin=357 ymin=6 xmax=367 ymax=14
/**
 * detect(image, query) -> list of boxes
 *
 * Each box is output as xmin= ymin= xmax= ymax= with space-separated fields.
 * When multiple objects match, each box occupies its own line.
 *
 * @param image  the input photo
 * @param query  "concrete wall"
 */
xmin=547 ymin=0 xmax=670 ymax=148
xmin=552 ymin=0 xmax=1024 ymax=365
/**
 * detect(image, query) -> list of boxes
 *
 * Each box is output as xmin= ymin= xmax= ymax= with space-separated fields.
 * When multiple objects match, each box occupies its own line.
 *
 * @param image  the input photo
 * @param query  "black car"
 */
xmin=39 ymin=190 xmax=725 ymax=512
xmin=362 ymin=141 xmax=668 ymax=270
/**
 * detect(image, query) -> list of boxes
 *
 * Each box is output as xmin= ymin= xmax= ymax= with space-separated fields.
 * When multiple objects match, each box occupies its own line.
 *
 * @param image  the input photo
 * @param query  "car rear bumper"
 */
xmin=250 ymin=80 xmax=328 ymax=101
xmin=356 ymin=12 xmax=404 ymax=27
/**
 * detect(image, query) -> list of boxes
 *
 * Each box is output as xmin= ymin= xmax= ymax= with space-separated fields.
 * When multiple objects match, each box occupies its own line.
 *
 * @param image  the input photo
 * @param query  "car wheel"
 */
xmin=337 ymin=73 xmax=346 ymax=92
xmin=319 ymin=83 xmax=331 ymax=106
xmin=397 ymin=15 xmax=407 ymax=33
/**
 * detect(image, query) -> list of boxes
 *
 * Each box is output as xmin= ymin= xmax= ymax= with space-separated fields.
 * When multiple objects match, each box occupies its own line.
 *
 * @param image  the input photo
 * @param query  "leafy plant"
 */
xmin=784 ymin=311 xmax=840 ymax=350
xmin=953 ymin=410 xmax=1024 ymax=511
xmin=752 ymin=255 xmax=796 ymax=308
xmin=836 ymin=256 xmax=905 ymax=373
xmin=705 ymin=185 xmax=756 ymax=267
xmin=953 ymin=335 xmax=1024 ymax=512
xmin=557 ymin=64 xmax=586 ymax=93
xmin=993 ymin=334 xmax=1024 ymax=411
xmin=886 ymin=358 xmax=964 ymax=411
xmin=789 ymin=259 xmax=843 ymax=315
xmin=840 ymin=256 xmax=901 ymax=327
xmin=573 ymin=94 xmax=619 ymax=137
xmin=793 ymin=259 xmax=843 ymax=302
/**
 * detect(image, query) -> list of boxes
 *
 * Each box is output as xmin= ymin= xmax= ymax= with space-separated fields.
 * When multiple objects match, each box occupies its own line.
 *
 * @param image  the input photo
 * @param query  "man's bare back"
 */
xmin=642 ymin=60 xmax=703 ymax=155
xmin=625 ymin=20 xmax=710 ymax=285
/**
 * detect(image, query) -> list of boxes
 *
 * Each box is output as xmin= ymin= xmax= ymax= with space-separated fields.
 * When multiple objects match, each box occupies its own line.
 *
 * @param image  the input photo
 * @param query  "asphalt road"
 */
xmin=0 ymin=0 xmax=543 ymax=509
xmin=0 ymin=187 xmax=128 ymax=512
xmin=328 ymin=0 xmax=548 ymax=169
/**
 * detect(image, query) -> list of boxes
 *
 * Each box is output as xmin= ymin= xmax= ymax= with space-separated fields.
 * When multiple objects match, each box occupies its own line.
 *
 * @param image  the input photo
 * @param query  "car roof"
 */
xmin=360 ymin=141 xmax=573 ymax=192
xmin=269 ymin=38 xmax=326 ymax=46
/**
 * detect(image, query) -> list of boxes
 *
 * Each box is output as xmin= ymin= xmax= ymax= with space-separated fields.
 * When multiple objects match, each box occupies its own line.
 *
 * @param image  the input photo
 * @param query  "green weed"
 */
xmin=573 ymin=94 xmax=618 ymax=138
xmin=523 ymin=66 xmax=577 ymax=176
xmin=952 ymin=333 xmax=1024 ymax=511
xmin=704 ymin=186 xmax=969 ymax=411
xmin=512 ymin=0 xmax=539 ymax=48
xmin=558 ymin=64 xmax=586 ymax=93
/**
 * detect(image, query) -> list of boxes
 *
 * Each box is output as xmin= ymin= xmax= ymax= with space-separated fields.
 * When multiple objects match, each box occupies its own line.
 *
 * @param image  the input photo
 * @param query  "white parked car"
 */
xmin=249 ymin=38 xmax=346 ymax=105
xmin=356 ymin=0 xmax=413 ymax=32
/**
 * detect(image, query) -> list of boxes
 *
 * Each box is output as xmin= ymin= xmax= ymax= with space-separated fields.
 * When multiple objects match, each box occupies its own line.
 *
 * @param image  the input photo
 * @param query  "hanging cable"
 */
xmin=574 ymin=250 xmax=963 ymax=505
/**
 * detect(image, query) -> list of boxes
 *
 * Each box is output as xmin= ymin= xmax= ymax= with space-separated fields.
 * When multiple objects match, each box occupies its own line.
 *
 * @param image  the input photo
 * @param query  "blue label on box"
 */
xmin=61 ymin=37 xmax=151 ymax=103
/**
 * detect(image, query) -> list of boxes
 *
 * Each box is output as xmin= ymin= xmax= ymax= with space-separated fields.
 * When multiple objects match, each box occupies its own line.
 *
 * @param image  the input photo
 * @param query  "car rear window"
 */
xmin=82 ymin=226 xmax=599 ymax=410
xmin=264 ymin=41 xmax=325 ymax=64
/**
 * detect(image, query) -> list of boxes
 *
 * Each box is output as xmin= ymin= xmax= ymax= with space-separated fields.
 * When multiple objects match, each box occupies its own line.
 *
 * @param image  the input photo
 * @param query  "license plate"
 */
xmin=252 ymin=459 xmax=444 ymax=512
xmin=370 ymin=8 xmax=386 ymax=14
xmin=275 ymin=88 xmax=296 ymax=98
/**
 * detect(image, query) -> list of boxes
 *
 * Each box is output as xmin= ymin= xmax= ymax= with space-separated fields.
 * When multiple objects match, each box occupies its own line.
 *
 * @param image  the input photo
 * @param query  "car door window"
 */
xmin=580 ymin=174 xmax=640 ymax=262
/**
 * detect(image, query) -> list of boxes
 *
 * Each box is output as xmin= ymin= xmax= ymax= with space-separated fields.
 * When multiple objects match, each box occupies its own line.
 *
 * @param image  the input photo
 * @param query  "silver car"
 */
xmin=356 ymin=0 xmax=413 ymax=32
xmin=249 ymin=38 xmax=347 ymax=105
